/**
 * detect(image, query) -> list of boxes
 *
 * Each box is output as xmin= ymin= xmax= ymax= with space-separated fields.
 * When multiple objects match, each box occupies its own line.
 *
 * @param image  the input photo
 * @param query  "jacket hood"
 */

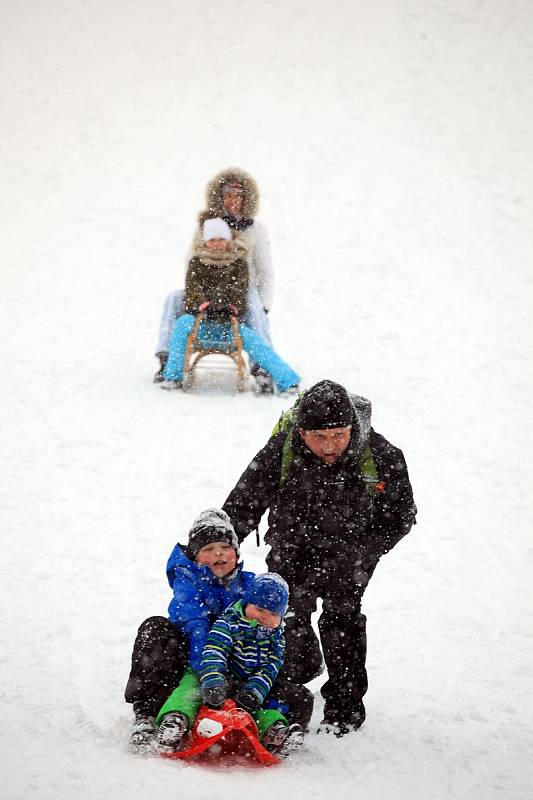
xmin=350 ymin=393 xmax=372 ymax=447
xmin=204 ymin=167 xmax=260 ymax=219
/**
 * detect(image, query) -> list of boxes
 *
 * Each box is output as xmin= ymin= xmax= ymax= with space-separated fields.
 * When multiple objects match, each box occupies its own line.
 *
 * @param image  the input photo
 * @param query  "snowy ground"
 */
xmin=2 ymin=1 xmax=532 ymax=798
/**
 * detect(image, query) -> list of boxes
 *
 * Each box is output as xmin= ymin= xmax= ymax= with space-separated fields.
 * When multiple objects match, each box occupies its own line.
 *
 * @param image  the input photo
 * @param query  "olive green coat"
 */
xmin=184 ymin=256 xmax=249 ymax=316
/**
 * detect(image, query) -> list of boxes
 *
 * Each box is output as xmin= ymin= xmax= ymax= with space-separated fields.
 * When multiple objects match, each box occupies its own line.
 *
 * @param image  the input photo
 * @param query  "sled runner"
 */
xmin=182 ymin=312 xmax=247 ymax=392
xmin=159 ymin=699 xmax=280 ymax=766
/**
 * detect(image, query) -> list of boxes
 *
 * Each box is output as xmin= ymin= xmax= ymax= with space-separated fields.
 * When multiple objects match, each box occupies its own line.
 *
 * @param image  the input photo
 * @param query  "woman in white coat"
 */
xmin=155 ymin=168 xmax=274 ymax=390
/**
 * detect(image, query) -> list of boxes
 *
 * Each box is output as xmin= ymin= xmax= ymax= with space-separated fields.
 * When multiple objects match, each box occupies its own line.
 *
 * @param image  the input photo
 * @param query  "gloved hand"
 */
xmin=202 ymin=684 xmax=227 ymax=709
xmin=204 ymin=304 xmax=230 ymax=319
xmin=353 ymin=565 xmax=370 ymax=588
xmin=234 ymin=688 xmax=261 ymax=713
xmin=353 ymin=556 xmax=379 ymax=588
xmin=198 ymin=301 xmax=211 ymax=312
xmin=361 ymin=555 xmax=379 ymax=573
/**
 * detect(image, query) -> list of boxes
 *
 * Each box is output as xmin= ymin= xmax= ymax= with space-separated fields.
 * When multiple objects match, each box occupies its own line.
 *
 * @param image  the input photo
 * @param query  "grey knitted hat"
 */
xmin=187 ymin=508 xmax=240 ymax=560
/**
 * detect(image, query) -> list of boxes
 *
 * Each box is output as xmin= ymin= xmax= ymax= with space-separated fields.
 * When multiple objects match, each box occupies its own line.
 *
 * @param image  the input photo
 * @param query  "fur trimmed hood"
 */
xmin=204 ymin=167 xmax=260 ymax=219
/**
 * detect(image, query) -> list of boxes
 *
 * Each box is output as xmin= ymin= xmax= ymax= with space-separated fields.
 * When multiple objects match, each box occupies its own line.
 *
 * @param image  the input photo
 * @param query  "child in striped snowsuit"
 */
xmin=157 ymin=574 xmax=305 ymax=759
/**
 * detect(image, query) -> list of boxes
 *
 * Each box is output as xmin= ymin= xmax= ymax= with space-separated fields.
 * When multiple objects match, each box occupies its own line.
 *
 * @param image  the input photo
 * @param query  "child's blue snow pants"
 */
xmin=162 ymin=315 xmax=299 ymax=391
xmin=156 ymin=286 xmax=272 ymax=354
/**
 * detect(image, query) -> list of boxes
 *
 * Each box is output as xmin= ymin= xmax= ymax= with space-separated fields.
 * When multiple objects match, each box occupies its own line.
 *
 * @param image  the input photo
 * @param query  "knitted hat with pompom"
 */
xmin=187 ymin=508 xmax=240 ymax=560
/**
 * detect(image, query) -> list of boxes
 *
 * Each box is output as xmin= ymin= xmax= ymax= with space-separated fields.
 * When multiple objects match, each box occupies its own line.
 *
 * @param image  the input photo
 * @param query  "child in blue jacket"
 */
xmin=125 ymin=508 xmax=255 ymax=751
xmin=156 ymin=574 xmax=305 ymax=759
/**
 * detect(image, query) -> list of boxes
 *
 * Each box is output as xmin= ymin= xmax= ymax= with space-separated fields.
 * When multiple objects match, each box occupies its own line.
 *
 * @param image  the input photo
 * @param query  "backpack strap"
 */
xmin=272 ymin=395 xmax=303 ymax=489
xmin=279 ymin=430 xmax=296 ymax=489
xmin=358 ymin=444 xmax=380 ymax=495
xmin=271 ymin=393 xmax=303 ymax=436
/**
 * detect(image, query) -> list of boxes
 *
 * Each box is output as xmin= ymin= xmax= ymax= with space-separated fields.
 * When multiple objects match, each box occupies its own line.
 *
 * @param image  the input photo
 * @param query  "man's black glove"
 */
xmin=202 ymin=684 xmax=227 ymax=709
xmin=234 ymin=688 xmax=261 ymax=713
xmin=353 ymin=565 xmax=370 ymax=588
xmin=353 ymin=556 xmax=379 ymax=588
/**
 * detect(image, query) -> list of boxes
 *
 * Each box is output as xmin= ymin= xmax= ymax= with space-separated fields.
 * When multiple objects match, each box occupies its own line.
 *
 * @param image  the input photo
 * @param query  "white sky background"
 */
xmin=1 ymin=1 xmax=532 ymax=799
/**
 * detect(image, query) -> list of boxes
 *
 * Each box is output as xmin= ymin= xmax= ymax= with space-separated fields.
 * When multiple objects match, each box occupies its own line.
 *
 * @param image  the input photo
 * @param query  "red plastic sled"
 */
xmin=160 ymin=699 xmax=280 ymax=767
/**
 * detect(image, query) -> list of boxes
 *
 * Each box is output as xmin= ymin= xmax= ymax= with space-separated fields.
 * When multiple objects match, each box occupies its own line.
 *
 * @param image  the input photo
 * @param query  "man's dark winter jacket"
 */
xmin=223 ymin=423 xmax=416 ymax=589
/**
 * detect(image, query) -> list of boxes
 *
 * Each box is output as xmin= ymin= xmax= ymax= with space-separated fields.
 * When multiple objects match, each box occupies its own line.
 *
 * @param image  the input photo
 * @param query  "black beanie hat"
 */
xmin=297 ymin=380 xmax=353 ymax=430
xmin=187 ymin=508 xmax=240 ymax=560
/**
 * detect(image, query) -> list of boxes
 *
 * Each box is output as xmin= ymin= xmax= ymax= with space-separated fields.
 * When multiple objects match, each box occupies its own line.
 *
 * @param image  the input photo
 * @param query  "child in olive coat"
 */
xmin=160 ymin=217 xmax=299 ymax=394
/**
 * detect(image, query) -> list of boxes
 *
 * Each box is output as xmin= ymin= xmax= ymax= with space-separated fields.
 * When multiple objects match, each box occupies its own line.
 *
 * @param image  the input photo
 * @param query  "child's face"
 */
xmin=205 ymin=237 xmax=230 ymax=251
xmin=195 ymin=541 xmax=237 ymax=578
xmin=245 ymin=603 xmax=282 ymax=629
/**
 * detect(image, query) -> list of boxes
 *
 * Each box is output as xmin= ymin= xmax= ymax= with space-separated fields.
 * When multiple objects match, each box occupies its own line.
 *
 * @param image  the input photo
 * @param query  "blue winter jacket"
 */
xmin=166 ymin=543 xmax=256 ymax=671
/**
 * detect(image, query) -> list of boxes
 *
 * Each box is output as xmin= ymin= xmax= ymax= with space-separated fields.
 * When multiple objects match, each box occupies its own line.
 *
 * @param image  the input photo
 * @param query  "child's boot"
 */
xmin=157 ymin=711 xmax=188 ymax=752
xmin=129 ymin=701 xmax=157 ymax=753
xmin=153 ymin=352 xmax=168 ymax=383
xmin=251 ymin=364 xmax=274 ymax=394
xmin=160 ymin=380 xmax=182 ymax=391
xmin=263 ymin=720 xmax=304 ymax=759
xmin=278 ymin=383 xmax=300 ymax=396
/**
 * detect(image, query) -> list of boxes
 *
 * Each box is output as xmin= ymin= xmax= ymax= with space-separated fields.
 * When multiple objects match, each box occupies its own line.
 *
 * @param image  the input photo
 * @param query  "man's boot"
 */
xmin=318 ymin=701 xmax=366 ymax=737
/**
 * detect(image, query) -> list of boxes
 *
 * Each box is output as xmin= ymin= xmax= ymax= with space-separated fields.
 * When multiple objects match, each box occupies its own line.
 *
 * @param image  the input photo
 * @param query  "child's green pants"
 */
xmin=156 ymin=668 xmax=287 ymax=737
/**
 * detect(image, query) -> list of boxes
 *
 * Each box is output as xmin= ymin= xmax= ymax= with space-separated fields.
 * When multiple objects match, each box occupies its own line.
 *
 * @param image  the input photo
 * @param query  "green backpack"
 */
xmin=272 ymin=392 xmax=383 ymax=496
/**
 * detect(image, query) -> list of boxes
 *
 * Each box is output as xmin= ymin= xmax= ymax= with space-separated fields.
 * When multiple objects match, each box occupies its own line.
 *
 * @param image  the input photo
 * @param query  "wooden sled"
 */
xmin=182 ymin=313 xmax=247 ymax=392
xmin=159 ymin=700 xmax=280 ymax=767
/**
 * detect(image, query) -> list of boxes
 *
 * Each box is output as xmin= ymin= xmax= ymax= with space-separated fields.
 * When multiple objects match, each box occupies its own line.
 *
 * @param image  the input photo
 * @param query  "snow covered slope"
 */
xmin=1 ymin=1 xmax=532 ymax=798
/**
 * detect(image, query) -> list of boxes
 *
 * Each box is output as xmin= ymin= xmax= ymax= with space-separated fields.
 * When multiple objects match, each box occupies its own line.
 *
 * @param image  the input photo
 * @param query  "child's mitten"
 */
xmin=202 ymin=684 xmax=227 ymax=708
xmin=234 ymin=688 xmax=261 ymax=712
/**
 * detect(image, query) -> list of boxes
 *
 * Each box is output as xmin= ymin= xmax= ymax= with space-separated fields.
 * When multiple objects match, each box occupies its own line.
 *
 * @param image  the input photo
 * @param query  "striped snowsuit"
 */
xmin=157 ymin=600 xmax=287 ymax=736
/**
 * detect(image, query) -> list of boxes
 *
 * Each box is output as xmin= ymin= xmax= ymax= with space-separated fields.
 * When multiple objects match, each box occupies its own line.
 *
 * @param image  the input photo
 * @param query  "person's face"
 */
xmin=245 ymin=603 xmax=282 ymax=629
xmin=195 ymin=541 xmax=237 ymax=577
xmin=298 ymin=427 xmax=352 ymax=465
xmin=223 ymin=191 xmax=243 ymax=216
xmin=205 ymin=237 xmax=230 ymax=251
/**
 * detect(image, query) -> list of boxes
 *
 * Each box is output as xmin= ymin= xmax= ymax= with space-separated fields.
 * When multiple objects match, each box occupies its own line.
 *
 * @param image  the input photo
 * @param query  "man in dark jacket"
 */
xmin=223 ymin=379 xmax=417 ymax=736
